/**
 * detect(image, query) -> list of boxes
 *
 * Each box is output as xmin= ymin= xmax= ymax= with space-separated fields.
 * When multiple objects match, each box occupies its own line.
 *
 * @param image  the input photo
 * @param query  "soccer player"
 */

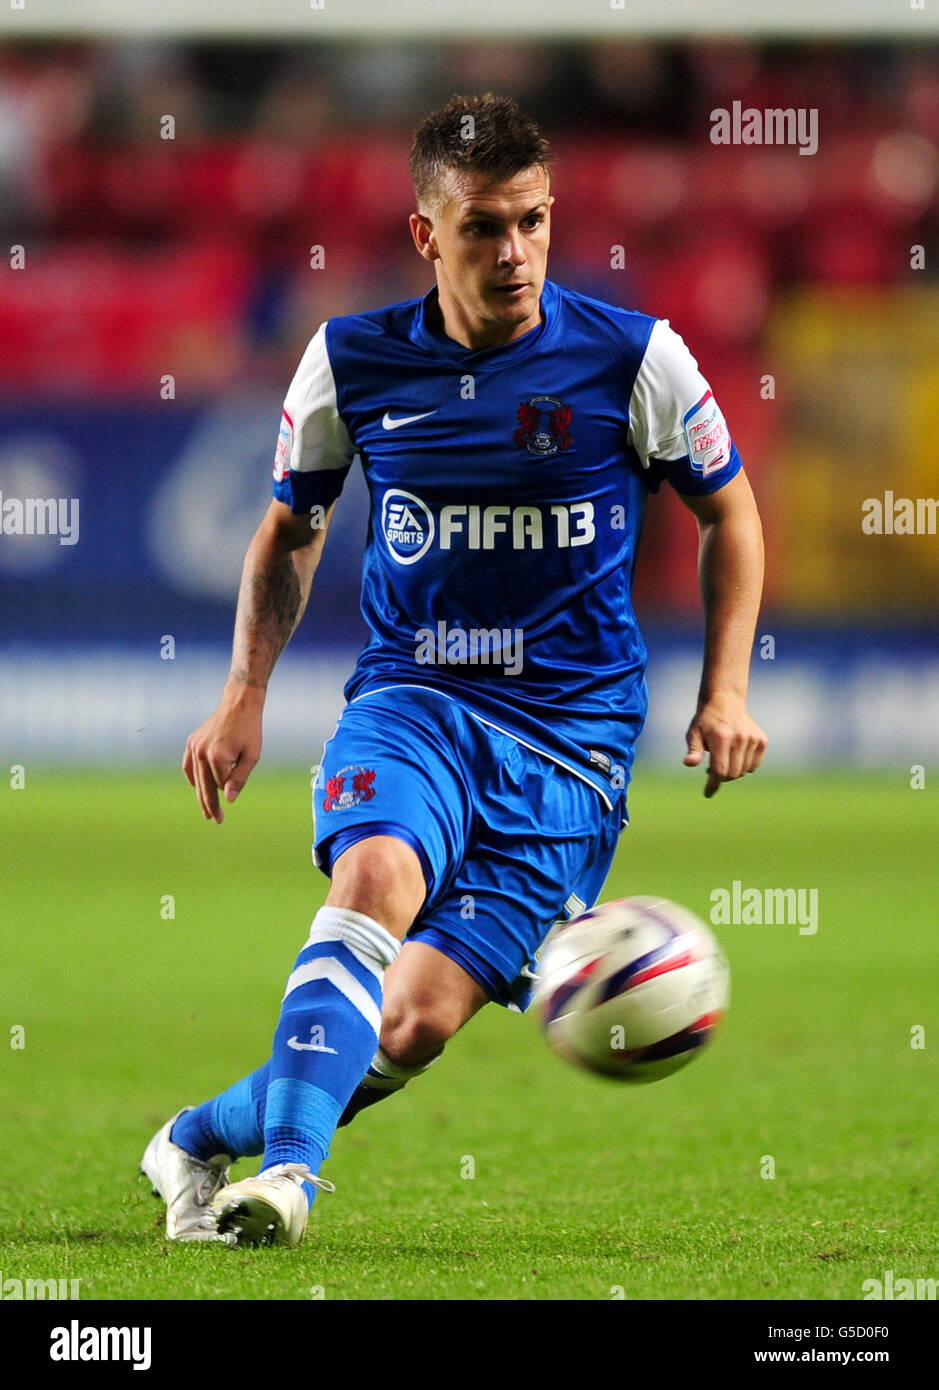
xmin=142 ymin=93 xmax=767 ymax=1247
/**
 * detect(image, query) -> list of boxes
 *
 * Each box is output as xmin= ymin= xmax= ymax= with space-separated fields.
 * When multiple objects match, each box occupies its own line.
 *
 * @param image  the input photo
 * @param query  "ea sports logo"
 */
xmin=381 ymin=488 xmax=434 ymax=565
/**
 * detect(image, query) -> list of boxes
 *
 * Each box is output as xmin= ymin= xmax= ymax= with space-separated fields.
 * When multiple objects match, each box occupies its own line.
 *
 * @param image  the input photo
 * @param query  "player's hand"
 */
xmin=182 ymin=684 xmax=264 ymax=823
xmin=683 ymin=696 xmax=767 ymax=798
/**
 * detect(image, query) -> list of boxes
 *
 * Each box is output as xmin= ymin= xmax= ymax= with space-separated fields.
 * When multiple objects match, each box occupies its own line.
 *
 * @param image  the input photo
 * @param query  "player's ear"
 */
xmin=409 ymin=212 xmax=438 ymax=262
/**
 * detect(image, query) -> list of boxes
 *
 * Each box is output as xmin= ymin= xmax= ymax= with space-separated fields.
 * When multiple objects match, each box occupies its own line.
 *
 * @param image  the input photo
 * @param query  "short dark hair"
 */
xmin=409 ymin=92 xmax=552 ymax=216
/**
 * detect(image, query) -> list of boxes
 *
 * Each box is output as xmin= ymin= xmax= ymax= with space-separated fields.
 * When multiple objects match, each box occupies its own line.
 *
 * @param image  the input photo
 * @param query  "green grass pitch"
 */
xmin=1 ymin=767 xmax=935 ymax=1301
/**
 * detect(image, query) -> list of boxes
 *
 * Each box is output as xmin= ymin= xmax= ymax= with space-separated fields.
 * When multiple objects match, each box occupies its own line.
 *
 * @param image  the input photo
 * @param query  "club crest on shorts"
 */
xmin=513 ymin=395 xmax=574 ymax=456
xmin=322 ymin=765 xmax=376 ymax=812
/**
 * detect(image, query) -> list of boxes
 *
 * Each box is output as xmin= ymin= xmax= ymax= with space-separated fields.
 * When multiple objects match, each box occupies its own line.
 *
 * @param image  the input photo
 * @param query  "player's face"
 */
xmin=410 ymin=167 xmax=553 ymax=351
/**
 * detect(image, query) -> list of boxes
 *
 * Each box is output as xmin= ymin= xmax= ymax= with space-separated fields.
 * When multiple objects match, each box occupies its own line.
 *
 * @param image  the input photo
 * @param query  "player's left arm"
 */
xmin=678 ymin=469 xmax=768 ymax=797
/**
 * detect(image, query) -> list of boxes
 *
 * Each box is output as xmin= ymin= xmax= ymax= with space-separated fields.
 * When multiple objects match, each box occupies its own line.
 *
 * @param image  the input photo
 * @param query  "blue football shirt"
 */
xmin=272 ymin=278 xmax=741 ymax=807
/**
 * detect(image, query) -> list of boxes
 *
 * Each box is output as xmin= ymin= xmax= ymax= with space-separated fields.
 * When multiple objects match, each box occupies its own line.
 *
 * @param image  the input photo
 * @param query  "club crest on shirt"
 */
xmin=322 ymin=765 xmax=376 ymax=812
xmin=513 ymin=395 xmax=574 ymax=456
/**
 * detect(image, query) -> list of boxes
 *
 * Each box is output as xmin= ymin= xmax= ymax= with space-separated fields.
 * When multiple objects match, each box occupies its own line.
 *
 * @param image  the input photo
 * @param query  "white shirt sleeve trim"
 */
xmin=281 ymin=322 xmax=356 ymax=475
xmin=627 ymin=318 xmax=712 ymax=466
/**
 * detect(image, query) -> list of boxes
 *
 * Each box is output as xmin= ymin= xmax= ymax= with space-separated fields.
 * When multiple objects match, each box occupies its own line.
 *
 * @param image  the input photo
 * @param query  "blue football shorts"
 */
xmin=311 ymin=684 xmax=628 ymax=1012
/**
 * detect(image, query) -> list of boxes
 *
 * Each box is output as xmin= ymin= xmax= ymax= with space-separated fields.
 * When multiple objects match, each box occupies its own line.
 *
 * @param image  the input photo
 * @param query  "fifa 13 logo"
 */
xmin=382 ymin=489 xmax=595 ymax=565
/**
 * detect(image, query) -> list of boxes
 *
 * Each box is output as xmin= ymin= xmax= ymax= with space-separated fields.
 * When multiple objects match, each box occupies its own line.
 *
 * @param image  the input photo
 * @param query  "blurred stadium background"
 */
xmin=1 ymin=4 xmax=937 ymax=772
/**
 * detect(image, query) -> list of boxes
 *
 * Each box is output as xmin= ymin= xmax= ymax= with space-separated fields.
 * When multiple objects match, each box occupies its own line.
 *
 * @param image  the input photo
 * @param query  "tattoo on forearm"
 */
xmin=229 ymin=554 xmax=303 ymax=688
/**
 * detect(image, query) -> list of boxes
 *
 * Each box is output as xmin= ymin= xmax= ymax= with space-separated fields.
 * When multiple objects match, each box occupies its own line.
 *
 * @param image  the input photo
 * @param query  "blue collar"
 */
xmin=411 ymin=278 xmax=559 ymax=363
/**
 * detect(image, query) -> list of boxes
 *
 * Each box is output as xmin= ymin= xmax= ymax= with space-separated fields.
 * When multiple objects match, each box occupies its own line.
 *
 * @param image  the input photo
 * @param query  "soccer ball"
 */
xmin=534 ymin=896 xmax=729 ymax=1082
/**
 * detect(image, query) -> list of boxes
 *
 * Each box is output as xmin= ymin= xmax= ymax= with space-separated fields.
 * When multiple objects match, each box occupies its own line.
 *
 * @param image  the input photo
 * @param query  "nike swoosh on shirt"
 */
xmin=381 ymin=410 xmax=437 ymax=431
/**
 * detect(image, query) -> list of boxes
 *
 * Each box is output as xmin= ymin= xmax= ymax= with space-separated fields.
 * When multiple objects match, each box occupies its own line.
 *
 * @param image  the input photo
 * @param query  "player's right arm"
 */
xmin=184 ymin=320 xmax=355 ymax=822
xmin=183 ymin=498 xmax=336 ymax=823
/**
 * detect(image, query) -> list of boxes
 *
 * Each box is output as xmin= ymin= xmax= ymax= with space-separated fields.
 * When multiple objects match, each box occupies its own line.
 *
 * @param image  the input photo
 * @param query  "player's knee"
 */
xmin=327 ymin=834 xmax=425 ymax=936
xmin=380 ymin=998 xmax=459 ymax=1069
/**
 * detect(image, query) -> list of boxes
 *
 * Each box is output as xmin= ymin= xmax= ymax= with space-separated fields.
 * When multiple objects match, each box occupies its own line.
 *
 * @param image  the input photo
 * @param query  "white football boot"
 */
xmin=141 ymin=1109 xmax=235 ymax=1243
xmin=211 ymin=1163 xmax=335 ymax=1247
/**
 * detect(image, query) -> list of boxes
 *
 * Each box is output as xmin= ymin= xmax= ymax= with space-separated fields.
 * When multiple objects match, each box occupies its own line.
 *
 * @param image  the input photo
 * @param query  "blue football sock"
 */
xmin=337 ymin=1045 xmax=442 ymax=1126
xmin=171 ymin=1062 xmax=270 ymax=1161
xmin=261 ymin=906 xmax=401 ymax=1206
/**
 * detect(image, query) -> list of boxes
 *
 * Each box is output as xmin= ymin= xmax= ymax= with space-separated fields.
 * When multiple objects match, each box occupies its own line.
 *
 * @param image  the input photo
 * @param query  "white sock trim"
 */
xmin=282 ymin=957 xmax=383 ymax=1034
xmin=368 ymin=1044 xmax=443 ymax=1083
xmin=303 ymin=906 xmax=401 ymax=974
